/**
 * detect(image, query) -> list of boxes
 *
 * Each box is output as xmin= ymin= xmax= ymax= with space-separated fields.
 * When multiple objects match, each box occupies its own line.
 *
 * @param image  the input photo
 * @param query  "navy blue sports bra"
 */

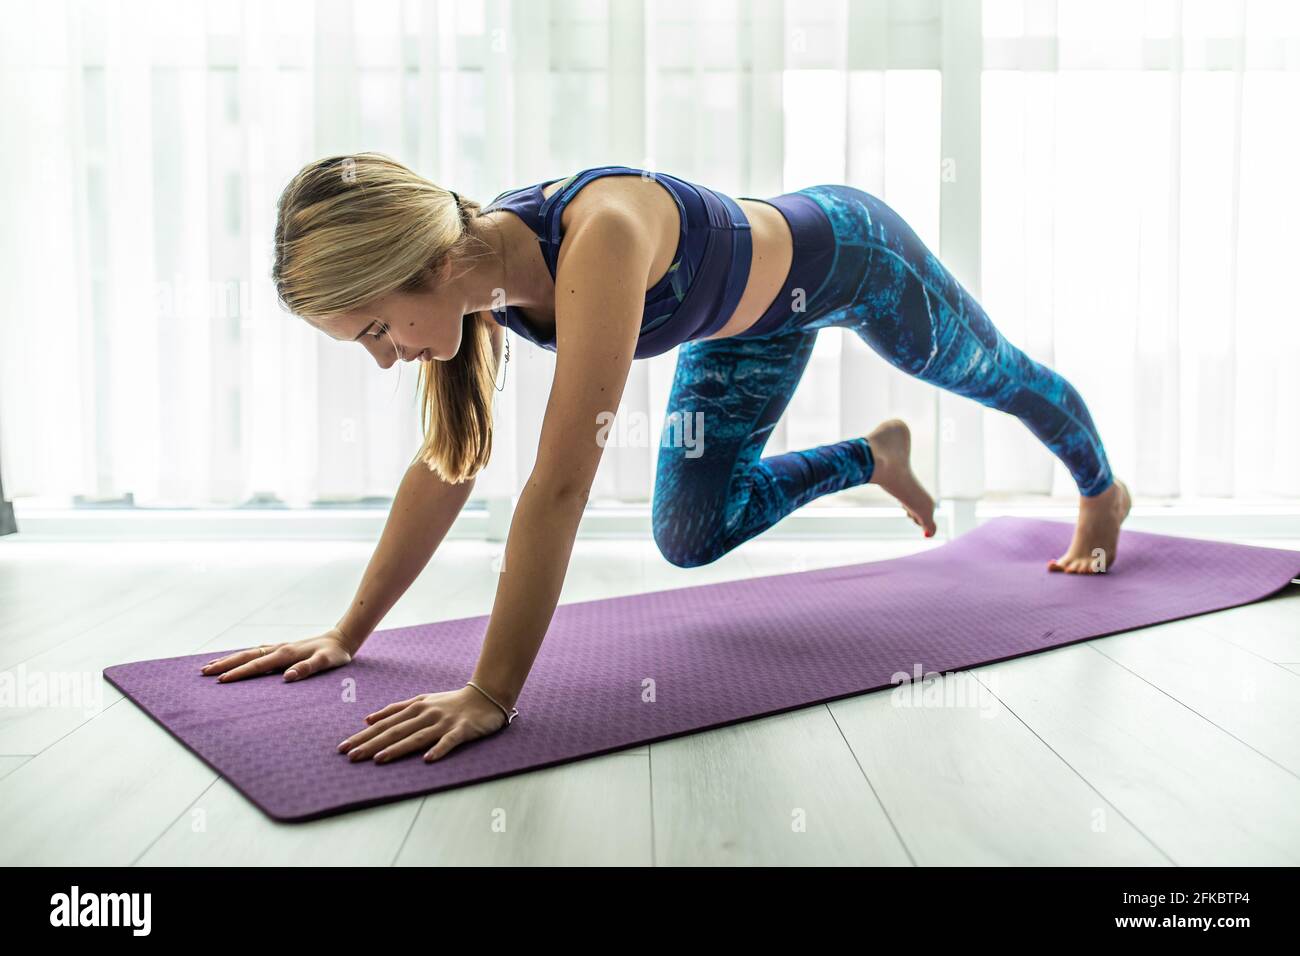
xmin=481 ymin=165 xmax=754 ymax=360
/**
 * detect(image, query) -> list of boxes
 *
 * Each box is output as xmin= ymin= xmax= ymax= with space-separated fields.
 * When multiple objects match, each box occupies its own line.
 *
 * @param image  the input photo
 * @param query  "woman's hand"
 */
xmin=201 ymin=627 xmax=358 ymax=683
xmin=338 ymin=685 xmax=508 ymax=764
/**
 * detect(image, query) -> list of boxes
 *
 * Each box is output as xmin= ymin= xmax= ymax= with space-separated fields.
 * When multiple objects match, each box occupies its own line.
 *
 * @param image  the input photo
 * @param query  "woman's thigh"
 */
xmin=798 ymin=185 xmax=1112 ymax=494
xmin=651 ymin=326 xmax=819 ymax=563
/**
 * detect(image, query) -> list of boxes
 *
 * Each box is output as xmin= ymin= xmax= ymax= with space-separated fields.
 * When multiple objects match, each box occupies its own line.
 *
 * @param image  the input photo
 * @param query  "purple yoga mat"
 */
xmin=104 ymin=517 xmax=1300 ymax=822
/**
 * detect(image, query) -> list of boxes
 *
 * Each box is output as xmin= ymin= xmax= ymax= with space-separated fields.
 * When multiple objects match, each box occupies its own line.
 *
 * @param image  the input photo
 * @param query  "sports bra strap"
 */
xmin=538 ymin=165 xmax=635 ymax=247
xmin=535 ymin=165 xmax=688 ymax=280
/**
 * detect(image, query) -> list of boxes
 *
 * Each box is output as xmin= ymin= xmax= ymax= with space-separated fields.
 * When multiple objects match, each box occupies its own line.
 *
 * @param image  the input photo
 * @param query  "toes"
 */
xmin=1049 ymin=551 xmax=1117 ymax=574
xmin=1050 ymin=556 xmax=1086 ymax=573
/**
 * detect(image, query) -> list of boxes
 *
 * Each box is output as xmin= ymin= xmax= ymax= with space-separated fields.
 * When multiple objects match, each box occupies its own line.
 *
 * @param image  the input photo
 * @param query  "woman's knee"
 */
xmin=650 ymin=505 xmax=725 ymax=569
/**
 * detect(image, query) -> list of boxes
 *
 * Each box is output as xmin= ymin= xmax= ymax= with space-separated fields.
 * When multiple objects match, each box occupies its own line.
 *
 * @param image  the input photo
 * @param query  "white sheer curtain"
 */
xmin=981 ymin=0 xmax=1300 ymax=501
xmin=1 ymin=0 xmax=1295 ymax=512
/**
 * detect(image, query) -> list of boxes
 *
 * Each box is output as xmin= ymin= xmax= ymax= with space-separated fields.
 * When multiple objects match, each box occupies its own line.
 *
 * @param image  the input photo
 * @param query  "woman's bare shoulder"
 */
xmin=551 ymin=173 xmax=680 ymax=289
xmin=551 ymin=171 xmax=666 ymax=221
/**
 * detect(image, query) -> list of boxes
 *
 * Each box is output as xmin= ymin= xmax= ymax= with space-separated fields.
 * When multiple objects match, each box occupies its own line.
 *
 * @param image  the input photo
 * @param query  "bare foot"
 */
xmin=1048 ymin=478 xmax=1132 ymax=574
xmin=866 ymin=419 xmax=937 ymax=538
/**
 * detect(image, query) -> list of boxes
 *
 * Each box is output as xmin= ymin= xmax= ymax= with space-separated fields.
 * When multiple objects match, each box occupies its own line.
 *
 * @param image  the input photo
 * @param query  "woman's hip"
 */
xmin=732 ymin=183 xmax=932 ymax=339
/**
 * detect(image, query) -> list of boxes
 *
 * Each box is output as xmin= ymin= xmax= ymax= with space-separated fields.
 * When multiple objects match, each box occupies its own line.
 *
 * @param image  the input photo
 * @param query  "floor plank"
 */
xmin=395 ymin=752 xmax=652 ymax=866
xmin=135 ymin=778 xmax=420 ymax=866
xmin=650 ymin=706 xmax=912 ymax=866
xmin=0 ymin=702 xmax=215 ymax=866
xmin=830 ymin=671 xmax=1167 ymax=865
xmin=1191 ymin=586 xmax=1300 ymax=664
xmin=0 ymin=560 xmax=319 ymax=754
xmin=1089 ymin=617 xmax=1300 ymax=776
xmin=0 ymin=559 xmax=192 ymax=671
xmin=0 ymin=755 xmax=32 ymax=781
xmin=972 ymin=645 xmax=1300 ymax=865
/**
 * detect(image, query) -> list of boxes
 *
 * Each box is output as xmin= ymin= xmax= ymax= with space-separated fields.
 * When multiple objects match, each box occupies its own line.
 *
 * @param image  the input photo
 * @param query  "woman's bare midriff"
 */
xmin=521 ymin=176 xmax=795 ymax=342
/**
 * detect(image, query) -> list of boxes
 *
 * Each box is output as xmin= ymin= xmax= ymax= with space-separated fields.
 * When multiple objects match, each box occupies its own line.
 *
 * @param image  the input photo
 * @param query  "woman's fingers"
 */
xmin=206 ymin=634 xmax=356 ymax=684
xmin=216 ymin=645 xmax=299 ymax=683
xmin=201 ymin=645 xmax=279 ymax=676
xmin=338 ymin=703 xmax=422 ymax=752
xmin=424 ymin=726 xmax=465 ymax=762
xmin=284 ymin=647 xmax=343 ymax=682
xmin=337 ymin=688 xmax=501 ymax=766
xmin=375 ymin=723 xmax=449 ymax=764
xmin=344 ymin=714 xmax=432 ymax=762
xmin=364 ymin=697 xmax=419 ymax=724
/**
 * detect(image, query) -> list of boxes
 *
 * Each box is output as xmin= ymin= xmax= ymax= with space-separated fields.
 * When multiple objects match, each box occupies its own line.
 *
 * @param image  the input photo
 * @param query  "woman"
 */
xmin=203 ymin=152 xmax=1130 ymax=762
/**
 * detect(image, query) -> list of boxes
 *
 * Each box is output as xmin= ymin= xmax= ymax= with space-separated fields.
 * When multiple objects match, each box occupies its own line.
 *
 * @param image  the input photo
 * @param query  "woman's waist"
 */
xmin=630 ymin=187 xmax=754 ymax=356
xmin=721 ymin=188 xmax=841 ymax=339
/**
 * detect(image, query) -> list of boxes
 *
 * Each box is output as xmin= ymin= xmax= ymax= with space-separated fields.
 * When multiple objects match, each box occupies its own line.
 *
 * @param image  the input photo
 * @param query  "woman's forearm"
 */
xmin=335 ymin=460 xmax=476 ymax=652
xmin=469 ymin=483 xmax=588 ymax=708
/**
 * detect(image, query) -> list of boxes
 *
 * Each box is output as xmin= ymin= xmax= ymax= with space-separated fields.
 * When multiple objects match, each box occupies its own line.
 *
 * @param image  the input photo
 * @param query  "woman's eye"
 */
xmin=370 ymin=325 xmax=386 ymax=339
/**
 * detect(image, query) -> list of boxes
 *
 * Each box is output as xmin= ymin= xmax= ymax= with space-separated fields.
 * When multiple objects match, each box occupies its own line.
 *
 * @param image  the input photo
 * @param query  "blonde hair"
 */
xmin=271 ymin=151 xmax=500 ymax=484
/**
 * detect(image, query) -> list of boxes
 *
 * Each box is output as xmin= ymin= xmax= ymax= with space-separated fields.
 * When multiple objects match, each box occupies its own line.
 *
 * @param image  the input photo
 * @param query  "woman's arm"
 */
xmin=337 ymin=207 xmax=654 ymax=763
xmin=334 ymin=311 xmax=502 ymax=648
xmin=333 ymin=458 xmax=478 ymax=652
xmin=205 ymin=315 xmax=505 ymax=683
xmin=202 ymin=457 xmax=478 ymax=682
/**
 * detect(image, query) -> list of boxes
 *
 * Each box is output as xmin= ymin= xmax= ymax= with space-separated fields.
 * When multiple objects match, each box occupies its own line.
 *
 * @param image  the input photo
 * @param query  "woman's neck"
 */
xmin=472 ymin=210 xmax=553 ymax=316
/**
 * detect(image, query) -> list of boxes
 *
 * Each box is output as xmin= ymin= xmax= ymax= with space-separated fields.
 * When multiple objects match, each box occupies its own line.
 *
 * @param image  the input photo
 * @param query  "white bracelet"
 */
xmin=465 ymin=680 xmax=520 ymax=725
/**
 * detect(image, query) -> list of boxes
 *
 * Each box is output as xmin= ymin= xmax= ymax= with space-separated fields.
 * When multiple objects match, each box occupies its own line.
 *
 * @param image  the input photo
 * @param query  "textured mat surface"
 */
xmin=104 ymin=517 xmax=1300 ymax=821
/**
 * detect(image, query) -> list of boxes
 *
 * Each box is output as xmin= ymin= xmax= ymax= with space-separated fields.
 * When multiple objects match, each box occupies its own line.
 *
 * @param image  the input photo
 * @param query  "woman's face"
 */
xmin=317 ymin=264 xmax=467 ymax=368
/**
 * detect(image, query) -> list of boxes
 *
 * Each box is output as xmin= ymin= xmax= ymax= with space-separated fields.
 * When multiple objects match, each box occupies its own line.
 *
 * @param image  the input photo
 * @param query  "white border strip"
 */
xmin=10 ymin=502 xmax=1300 ymax=542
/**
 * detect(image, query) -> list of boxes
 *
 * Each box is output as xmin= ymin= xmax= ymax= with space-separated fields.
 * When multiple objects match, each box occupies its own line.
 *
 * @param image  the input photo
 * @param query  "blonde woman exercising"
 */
xmin=201 ymin=153 xmax=1129 ymax=763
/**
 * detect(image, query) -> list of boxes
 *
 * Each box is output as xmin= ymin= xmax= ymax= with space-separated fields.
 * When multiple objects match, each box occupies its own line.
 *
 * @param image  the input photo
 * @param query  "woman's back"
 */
xmin=482 ymin=165 xmax=827 ymax=359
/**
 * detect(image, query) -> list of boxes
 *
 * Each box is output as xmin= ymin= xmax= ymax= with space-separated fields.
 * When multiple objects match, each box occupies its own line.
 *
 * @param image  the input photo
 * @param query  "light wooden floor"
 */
xmin=1 ymin=530 xmax=1297 ymax=866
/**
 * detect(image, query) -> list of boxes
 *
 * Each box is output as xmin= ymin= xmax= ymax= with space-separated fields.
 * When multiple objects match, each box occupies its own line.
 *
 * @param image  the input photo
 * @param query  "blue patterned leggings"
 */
xmin=651 ymin=184 xmax=1114 ymax=568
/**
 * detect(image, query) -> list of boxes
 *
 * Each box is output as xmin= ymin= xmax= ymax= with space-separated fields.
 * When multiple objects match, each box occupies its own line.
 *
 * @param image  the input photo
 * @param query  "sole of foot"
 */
xmin=866 ymin=418 xmax=938 ymax=539
xmin=1048 ymin=478 xmax=1132 ymax=574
